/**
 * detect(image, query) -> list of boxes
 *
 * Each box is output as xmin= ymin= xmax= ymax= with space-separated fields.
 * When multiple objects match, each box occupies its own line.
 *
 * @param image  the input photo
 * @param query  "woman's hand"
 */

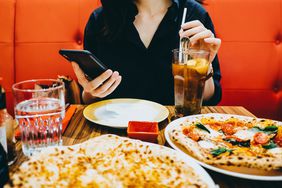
xmin=179 ymin=20 xmax=221 ymax=63
xmin=71 ymin=62 xmax=122 ymax=103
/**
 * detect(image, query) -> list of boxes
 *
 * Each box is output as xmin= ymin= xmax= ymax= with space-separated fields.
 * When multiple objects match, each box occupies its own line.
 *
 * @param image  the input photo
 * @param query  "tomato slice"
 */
xmin=254 ymin=132 xmax=270 ymax=145
xmin=221 ymin=123 xmax=236 ymax=135
xmin=188 ymin=132 xmax=200 ymax=141
xmin=182 ymin=127 xmax=200 ymax=141
xmin=208 ymin=122 xmax=222 ymax=131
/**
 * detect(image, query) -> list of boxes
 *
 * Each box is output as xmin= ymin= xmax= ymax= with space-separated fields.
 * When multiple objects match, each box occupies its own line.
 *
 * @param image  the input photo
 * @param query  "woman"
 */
xmin=72 ymin=0 xmax=222 ymax=105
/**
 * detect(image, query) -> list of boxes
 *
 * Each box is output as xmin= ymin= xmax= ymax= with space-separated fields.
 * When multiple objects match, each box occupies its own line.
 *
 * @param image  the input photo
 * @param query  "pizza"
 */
xmin=170 ymin=114 xmax=282 ymax=171
xmin=8 ymin=135 xmax=210 ymax=188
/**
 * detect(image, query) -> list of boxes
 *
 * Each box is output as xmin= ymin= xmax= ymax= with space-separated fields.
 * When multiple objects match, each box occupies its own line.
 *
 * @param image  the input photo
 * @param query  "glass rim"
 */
xmin=172 ymin=48 xmax=210 ymax=55
xmin=12 ymin=79 xmax=64 ymax=93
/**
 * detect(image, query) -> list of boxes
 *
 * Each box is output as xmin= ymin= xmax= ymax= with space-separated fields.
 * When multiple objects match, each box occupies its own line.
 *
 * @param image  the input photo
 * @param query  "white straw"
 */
xmin=179 ymin=8 xmax=187 ymax=63
xmin=181 ymin=8 xmax=187 ymax=26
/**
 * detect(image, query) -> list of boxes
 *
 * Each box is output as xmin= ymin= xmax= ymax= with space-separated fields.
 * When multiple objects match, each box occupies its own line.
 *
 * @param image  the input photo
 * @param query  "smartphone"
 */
xmin=59 ymin=49 xmax=107 ymax=79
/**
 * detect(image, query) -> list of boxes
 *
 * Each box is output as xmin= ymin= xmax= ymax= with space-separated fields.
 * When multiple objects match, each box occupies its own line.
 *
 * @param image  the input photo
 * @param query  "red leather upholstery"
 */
xmin=204 ymin=0 xmax=282 ymax=120
xmin=0 ymin=0 xmax=281 ymax=120
xmin=15 ymin=0 xmax=101 ymax=82
xmin=0 ymin=0 xmax=15 ymax=113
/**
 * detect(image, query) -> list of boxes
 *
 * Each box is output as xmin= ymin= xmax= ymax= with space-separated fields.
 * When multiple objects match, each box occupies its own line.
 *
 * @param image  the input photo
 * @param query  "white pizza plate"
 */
xmin=83 ymin=98 xmax=169 ymax=128
xmin=165 ymin=113 xmax=282 ymax=181
xmin=32 ymin=135 xmax=216 ymax=187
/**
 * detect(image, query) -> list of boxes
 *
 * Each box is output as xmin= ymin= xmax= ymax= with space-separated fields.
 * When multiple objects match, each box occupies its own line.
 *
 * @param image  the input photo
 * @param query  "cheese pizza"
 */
xmin=170 ymin=115 xmax=282 ymax=171
xmin=8 ymin=135 xmax=210 ymax=188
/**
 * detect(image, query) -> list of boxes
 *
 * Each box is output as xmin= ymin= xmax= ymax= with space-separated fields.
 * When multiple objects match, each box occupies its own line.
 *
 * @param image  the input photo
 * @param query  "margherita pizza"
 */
xmin=170 ymin=114 xmax=282 ymax=171
xmin=8 ymin=135 xmax=210 ymax=188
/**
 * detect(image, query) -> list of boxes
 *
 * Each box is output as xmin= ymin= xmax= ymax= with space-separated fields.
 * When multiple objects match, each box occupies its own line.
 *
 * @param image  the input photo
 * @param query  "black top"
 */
xmin=84 ymin=0 xmax=222 ymax=105
xmin=0 ymin=85 xmax=6 ymax=109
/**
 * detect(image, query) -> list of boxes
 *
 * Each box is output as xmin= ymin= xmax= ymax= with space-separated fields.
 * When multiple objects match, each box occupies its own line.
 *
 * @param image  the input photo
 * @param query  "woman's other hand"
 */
xmin=179 ymin=20 xmax=221 ymax=63
xmin=71 ymin=62 xmax=122 ymax=103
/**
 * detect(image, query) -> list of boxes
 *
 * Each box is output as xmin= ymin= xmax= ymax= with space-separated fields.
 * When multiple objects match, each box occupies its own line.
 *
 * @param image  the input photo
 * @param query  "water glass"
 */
xmin=12 ymin=79 xmax=65 ymax=156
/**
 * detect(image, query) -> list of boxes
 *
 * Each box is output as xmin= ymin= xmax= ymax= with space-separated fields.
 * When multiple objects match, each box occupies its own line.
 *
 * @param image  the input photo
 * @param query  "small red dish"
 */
xmin=127 ymin=121 xmax=159 ymax=142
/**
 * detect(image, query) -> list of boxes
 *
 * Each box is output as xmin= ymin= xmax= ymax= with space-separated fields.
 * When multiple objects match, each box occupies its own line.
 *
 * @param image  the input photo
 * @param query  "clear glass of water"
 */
xmin=12 ymin=79 xmax=65 ymax=156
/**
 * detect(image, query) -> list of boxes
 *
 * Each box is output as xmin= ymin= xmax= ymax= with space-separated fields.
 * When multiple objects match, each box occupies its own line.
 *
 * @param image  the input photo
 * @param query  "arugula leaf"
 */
xmin=263 ymin=141 xmax=277 ymax=149
xmin=224 ymin=138 xmax=250 ymax=147
xmin=195 ymin=123 xmax=210 ymax=133
xmin=211 ymin=147 xmax=232 ymax=157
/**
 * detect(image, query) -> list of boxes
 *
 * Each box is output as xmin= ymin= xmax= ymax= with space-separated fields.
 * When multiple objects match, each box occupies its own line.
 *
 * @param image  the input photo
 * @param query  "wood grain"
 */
xmin=9 ymin=106 xmax=282 ymax=188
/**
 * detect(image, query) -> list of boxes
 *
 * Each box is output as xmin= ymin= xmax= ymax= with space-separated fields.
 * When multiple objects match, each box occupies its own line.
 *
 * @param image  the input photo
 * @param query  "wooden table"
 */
xmin=10 ymin=106 xmax=282 ymax=188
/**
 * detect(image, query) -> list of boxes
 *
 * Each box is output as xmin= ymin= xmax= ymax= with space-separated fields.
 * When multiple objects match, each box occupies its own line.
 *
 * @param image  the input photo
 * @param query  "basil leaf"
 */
xmin=238 ymin=140 xmax=251 ymax=147
xmin=263 ymin=126 xmax=278 ymax=132
xmin=195 ymin=123 xmax=210 ymax=133
xmin=218 ymin=129 xmax=224 ymax=134
xmin=263 ymin=141 xmax=277 ymax=149
xmin=252 ymin=126 xmax=261 ymax=131
xmin=223 ymin=138 xmax=237 ymax=145
xmin=252 ymin=126 xmax=277 ymax=134
xmin=223 ymin=138 xmax=250 ymax=147
xmin=211 ymin=147 xmax=232 ymax=157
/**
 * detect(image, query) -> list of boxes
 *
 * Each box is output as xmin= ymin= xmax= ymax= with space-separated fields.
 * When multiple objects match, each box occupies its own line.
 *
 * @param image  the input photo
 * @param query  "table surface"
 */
xmin=10 ymin=106 xmax=282 ymax=188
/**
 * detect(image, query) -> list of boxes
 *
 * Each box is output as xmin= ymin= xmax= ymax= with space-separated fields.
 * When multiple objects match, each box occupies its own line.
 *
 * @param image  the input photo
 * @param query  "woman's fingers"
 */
xmin=89 ymin=69 xmax=113 ymax=90
xmin=190 ymin=29 xmax=214 ymax=45
xmin=71 ymin=62 xmax=122 ymax=99
xmin=180 ymin=25 xmax=206 ymax=38
xmin=94 ymin=71 xmax=119 ymax=94
xmin=71 ymin=62 xmax=89 ymax=88
xmin=204 ymin=38 xmax=221 ymax=62
xmin=204 ymin=38 xmax=221 ymax=52
xmin=181 ymin=20 xmax=203 ymax=30
xmin=98 ymin=76 xmax=122 ymax=98
xmin=204 ymin=37 xmax=221 ymax=46
xmin=179 ymin=20 xmax=221 ymax=63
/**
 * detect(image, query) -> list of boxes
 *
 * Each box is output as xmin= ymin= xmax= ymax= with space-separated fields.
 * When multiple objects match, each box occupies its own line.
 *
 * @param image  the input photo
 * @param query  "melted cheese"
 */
xmin=194 ymin=125 xmax=222 ymax=139
xmin=267 ymin=148 xmax=282 ymax=156
xmin=208 ymin=128 xmax=221 ymax=138
xmin=198 ymin=140 xmax=217 ymax=149
xmin=233 ymin=129 xmax=255 ymax=140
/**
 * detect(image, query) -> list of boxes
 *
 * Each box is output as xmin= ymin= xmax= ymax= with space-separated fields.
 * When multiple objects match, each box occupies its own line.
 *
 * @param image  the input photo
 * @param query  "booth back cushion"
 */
xmin=0 ymin=0 xmax=15 ymax=112
xmin=15 ymin=0 xmax=101 ymax=82
xmin=205 ymin=0 xmax=282 ymax=120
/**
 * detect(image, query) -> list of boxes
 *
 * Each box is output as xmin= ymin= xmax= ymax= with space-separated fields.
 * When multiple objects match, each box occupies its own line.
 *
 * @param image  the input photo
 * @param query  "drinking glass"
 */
xmin=12 ymin=79 xmax=65 ymax=156
xmin=172 ymin=49 xmax=212 ymax=117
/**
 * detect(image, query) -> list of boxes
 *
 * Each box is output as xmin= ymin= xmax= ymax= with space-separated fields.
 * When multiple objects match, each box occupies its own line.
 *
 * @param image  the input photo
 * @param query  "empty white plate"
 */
xmin=83 ymin=98 xmax=169 ymax=128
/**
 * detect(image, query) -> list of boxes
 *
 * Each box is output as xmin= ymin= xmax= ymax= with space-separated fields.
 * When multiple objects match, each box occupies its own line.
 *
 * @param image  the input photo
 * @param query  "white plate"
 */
xmin=165 ymin=113 xmax=282 ymax=181
xmin=83 ymin=98 xmax=169 ymax=128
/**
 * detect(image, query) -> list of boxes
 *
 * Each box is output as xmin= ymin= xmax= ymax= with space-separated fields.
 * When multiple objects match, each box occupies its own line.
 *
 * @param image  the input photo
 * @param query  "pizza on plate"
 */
xmin=8 ymin=135 xmax=210 ymax=188
xmin=170 ymin=114 xmax=282 ymax=171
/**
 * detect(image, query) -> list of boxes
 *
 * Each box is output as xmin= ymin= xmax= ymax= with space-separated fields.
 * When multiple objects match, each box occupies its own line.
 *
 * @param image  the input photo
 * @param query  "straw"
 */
xmin=181 ymin=8 xmax=188 ymax=27
xmin=179 ymin=8 xmax=187 ymax=63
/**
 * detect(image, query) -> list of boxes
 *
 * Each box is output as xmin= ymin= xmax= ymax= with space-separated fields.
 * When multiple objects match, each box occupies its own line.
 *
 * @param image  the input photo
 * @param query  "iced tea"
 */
xmin=172 ymin=50 xmax=210 ymax=116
